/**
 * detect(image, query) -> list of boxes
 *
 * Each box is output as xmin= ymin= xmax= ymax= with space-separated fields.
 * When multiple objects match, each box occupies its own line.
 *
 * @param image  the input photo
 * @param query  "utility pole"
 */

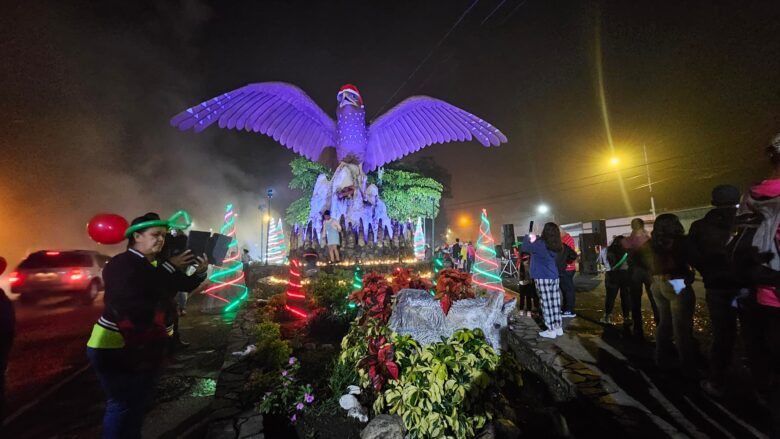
xmin=265 ymin=188 xmax=275 ymax=265
xmin=643 ymin=144 xmax=657 ymax=218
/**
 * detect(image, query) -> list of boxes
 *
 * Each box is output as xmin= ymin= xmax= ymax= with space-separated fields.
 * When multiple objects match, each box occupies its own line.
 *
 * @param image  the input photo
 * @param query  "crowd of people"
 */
xmin=513 ymin=135 xmax=780 ymax=436
xmin=435 ymin=238 xmax=476 ymax=272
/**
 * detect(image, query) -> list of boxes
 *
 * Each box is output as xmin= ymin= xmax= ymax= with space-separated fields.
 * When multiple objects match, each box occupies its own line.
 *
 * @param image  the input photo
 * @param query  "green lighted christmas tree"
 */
xmin=413 ymin=217 xmax=425 ymax=260
xmin=472 ymin=208 xmax=503 ymax=293
xmin=204 ymin=203 xmax=248 ymax=312
xmin=267 ymin=218 xmax=287 ymax=265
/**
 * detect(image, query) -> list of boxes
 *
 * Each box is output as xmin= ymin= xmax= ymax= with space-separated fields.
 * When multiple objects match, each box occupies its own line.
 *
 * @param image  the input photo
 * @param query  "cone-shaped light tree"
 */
xmin=471 ymin=208 xmax=504 ymax=293
xmin=413 ymin=217 xmax=425 ymax=260
xmin=267 ymin=218 xmax=287 ymax=265
xmin=204 ymin=203 xmax=249 ymax=312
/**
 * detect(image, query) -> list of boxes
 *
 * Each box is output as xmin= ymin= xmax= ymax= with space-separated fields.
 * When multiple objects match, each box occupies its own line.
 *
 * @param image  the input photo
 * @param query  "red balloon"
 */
xmin=87 ymin=214 xmax=129 ymax=245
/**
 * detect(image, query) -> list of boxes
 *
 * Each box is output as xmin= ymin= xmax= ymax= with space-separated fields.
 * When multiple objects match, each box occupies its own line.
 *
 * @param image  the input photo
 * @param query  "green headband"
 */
xmin=124 ymin=210 xmax=192 ymax=238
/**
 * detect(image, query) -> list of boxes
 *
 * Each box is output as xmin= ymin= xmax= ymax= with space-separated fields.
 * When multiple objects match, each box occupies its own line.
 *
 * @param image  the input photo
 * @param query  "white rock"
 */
xmin=231 ymin=344 xmax=256 ymax=358
xmin=348 ymin=406 xmax=369 ymax=423
xmin=347 ymin=385 xmax=361 ymax=395
xmin=339 ymin=394 xmax=360 ymax=410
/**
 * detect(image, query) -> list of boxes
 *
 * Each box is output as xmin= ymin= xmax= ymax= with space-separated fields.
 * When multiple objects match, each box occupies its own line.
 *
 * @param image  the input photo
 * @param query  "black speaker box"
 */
xmin=501 ymin=224 xmax=516 ymax=251
xmin=578 ymin=233 xmax=599 ymax=275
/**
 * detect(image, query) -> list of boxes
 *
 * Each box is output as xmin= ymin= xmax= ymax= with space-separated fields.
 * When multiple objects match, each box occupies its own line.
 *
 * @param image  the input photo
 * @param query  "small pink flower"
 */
xmin=290 ymin=414 xmax=297 ymax=423
xmin=296 ymin=402 xmax=304 ymax=411
xmin=281 ymin=370 xmax=288 ymax=377
xmin=304 ymin=393 xmax=314 ymax=403
xmin=289 ymin=357 xmax=297 ymax=365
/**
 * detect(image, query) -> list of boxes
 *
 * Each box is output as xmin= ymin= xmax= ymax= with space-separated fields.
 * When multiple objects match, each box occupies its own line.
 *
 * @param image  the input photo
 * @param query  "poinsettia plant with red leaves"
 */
xmin=349 ymin=272 xmax=395 ymax=324
xmin=391 ymin=267 xmax=433 ymax=293
xmin=434 ymin=269 xmax=476 ymax=315
xmin=359 ymin=336 xmax=399 ymax=392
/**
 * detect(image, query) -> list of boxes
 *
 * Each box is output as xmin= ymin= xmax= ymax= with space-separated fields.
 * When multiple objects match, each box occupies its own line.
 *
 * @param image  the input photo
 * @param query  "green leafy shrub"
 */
xmin=374 ymin=328 xmax=503 ymax=439
xmin=253 ymin=320 xmax=293 ymax=370
xmin=338 ymin=317 xmax=390 ymax=390
xmin=253 ymin=283 xmax=285 ymax=300
xmin=305 ymin=270 xmax=353 ymax=311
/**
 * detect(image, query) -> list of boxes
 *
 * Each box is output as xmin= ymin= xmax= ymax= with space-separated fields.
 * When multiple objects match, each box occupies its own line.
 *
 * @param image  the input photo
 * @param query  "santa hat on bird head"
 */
xmin=338 ymin=84 xmax=363 ymax=106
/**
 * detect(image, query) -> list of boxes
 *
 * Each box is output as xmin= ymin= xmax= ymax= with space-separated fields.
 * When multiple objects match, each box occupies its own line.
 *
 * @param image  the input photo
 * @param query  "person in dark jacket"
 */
xmin=0 ymin=256 xmax=16 ymax=425
xmin=688 ymin=184 xmax=740 ymax=397
xmin=624 ymin=218 xmax=660 ymax=340
xmin=602 ymin=236 xmax=632 ymax=326
xmin=86 ymin=213 xmax=208 ymax=439
xmin=647 ymin=214 xmax=697 ymax=376
xmin=522 ymin=223 xmax=563 ymax=339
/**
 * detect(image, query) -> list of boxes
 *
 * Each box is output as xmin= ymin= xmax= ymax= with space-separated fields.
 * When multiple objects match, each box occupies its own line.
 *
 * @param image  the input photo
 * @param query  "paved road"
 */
xmin=2 ymin=293 xmax=234 ymax=438
xmin=553 ymin=275 xmax=771 ymax=438
xmin=5 ymin=295 xmax=104 ymax=416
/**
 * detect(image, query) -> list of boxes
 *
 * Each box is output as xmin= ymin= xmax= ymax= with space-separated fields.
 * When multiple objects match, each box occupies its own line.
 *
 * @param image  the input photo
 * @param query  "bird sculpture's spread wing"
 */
xmin=365 ymin=96 xmax=507 ymax=171
xmin=170 ymin=82 xmax=336 ymax=162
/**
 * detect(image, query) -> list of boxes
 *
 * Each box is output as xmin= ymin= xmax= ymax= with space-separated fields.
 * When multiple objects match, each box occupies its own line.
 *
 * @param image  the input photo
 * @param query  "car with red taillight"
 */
xmin=10 ymin=250 xmax=110 ymax=305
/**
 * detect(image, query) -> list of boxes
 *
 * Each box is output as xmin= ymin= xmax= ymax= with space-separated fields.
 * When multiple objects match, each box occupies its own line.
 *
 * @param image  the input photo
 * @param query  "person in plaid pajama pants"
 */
xmin=536 ymin=278 xmax=563 ymax=330
xmin=522 ymin=223 xmax=565 ymax=338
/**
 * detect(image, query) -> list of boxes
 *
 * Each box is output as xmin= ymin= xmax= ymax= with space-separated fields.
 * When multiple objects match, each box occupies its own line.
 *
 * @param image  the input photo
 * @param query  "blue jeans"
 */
xmin=87 ymin=347 xmax=158 ymax=439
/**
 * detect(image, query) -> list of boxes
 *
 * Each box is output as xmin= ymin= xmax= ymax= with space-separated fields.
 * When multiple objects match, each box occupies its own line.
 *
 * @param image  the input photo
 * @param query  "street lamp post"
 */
xmin=258 ymin=204 xmax=266 ymax=264
xmin=265 ymin=188 xmax=275 ymax=265
xmin=642 ymin=144 xmax=657 ymax=219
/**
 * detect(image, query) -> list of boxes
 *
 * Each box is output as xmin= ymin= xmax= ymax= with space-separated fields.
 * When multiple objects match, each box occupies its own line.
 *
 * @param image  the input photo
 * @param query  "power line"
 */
xmin=372 ymin=0 xmax=481 ymax=119
xmin=443 ymin=157 xmax=754 ymax=211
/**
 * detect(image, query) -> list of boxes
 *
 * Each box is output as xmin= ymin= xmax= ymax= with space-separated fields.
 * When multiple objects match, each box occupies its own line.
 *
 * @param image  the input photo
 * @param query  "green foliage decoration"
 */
xmin=338 ymin=317 xmax=390 ymax=390
xmin=286 ymin=158 xmax=333 ymax=226
xmin=253 ymin=319 xmax=293 ymax=370
xmin=373 ymin=328 xmax=503 ymax=439
xmin=379 ymin=169 xmax=443 ymax=220
xmin=304 ymin=269 xmax=353 ymax=311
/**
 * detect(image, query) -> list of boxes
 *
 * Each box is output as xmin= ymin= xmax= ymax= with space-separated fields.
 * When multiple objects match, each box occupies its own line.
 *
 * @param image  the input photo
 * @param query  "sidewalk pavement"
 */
xmin=505 ymin=274 xmax=771 ymax=438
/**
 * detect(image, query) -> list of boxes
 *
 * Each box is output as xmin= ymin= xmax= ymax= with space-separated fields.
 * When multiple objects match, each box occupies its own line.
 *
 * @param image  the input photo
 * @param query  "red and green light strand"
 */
xmin=285 ymin=259 xmax=308 ymax=318
xmin=204 ymin=203 xmax=249 ymax=311
xmin=414 ymin=217 xmax=425 ymax=260
xmin=472 ymin=208 xmax=504 ymax=293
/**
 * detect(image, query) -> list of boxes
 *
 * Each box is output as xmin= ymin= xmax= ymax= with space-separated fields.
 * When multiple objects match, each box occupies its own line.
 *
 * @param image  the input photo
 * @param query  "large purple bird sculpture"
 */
xmin=170 ymin=83 xmax=508 ymax=172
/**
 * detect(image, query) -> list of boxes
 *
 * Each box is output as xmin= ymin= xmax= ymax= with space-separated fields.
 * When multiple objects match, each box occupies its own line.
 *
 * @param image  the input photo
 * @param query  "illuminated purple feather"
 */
xmin=170 ymin=82 xmax=336 ymax=162
xmin=364 ymin=96 xmax=507 ymax=171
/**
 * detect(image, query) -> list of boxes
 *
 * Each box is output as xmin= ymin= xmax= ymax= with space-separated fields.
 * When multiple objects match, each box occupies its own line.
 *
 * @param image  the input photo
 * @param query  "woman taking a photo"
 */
xmin=522 ymin=222 xmax=564 ymax=339
xmin=86 ymin=213 xmax=208 ymax=438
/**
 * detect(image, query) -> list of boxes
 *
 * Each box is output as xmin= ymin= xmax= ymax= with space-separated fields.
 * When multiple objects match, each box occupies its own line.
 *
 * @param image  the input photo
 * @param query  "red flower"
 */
xmin=360 ymin=336 xmax=399 ymax=392
xmin=434 ymin=269 xmax=475 ymax=315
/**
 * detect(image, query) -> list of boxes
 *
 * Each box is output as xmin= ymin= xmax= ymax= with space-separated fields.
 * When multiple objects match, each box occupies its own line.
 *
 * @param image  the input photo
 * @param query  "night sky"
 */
xmin=2 ymin=0 xmax=779 ymax=266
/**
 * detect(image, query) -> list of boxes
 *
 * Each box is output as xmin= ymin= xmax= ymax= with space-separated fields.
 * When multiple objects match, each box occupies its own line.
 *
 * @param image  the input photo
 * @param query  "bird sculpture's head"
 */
xmin=337 ymin=84 xmax=363 ymax=109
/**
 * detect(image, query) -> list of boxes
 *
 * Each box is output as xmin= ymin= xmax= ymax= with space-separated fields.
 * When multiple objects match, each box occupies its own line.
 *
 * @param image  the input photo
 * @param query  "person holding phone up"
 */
xmin=85 ymin=212 xmax=208 ymax=439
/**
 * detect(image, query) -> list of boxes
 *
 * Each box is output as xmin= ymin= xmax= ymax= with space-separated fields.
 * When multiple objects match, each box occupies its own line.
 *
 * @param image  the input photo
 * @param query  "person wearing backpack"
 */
xmin=736 ymin=134 xmax=780 ymax=434
xmin=522 ymin=222 xmax=564 ymax=339
xmin=688 ymin=184 xmax=741 ymax=398
xmin=560 ymin=230 xmax=578 ymax=318
xmin=602 ymin=236 xmax=632 ymax=326
xmin=624 ymin=218 xmax=660 ymax=341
